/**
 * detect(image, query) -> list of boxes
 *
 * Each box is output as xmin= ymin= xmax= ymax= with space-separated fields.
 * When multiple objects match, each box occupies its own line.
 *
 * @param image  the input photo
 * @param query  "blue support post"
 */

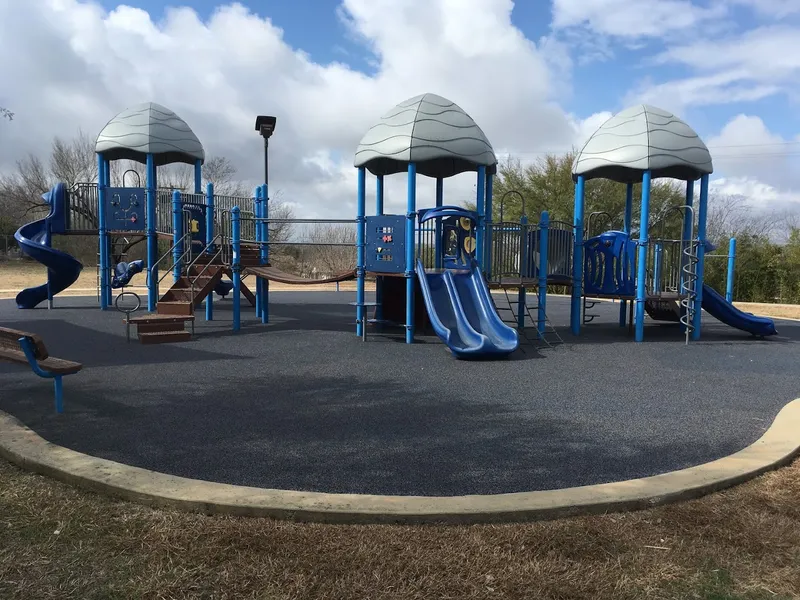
xmin=97 ymin=154 xmax=109 ymax=310
xmin=103 ymin=159 xmax=112 ymax=307
xmin=405 ymin=163 xmax=417 ymax=344
xmin=518 ymin=214 xmax=528 ymax=330
xmin=726 ymin=237 xmax=737 ymax=303
xmin=231 ymin=206 xmax=241 ymax=331
xmin=475 ymin=166 xmax=486 ymax=268
xmin=434 ymin=177 xmax=443 ymax=270
xmin=205 ymin=182 xmax=215 ymax=321
xmin=692 ymin=175 xmax=710 ymax=340
xmin=261 ymin=183 xmax=269 ymax=324
xmin=172 ymin=190 xmax=182 ymax=283
xmin=254 ymin=186 xmax=262 ymax=319
xmin=653 ymin=243 xmax=663 ymax=293
xmin=375 ymin=175 xmax=384 ymax=321
xmin=194 ymin=159 xmax=202 ymax=194
xmin=356 ymin=168 xmax=366 ymax=337
xmin=619 ymin=182 xmax=634 ymax=326
xmin=537 ymin=211 xmax=549 ymax=334
xmin=53 ymin=376 xmax=63 ymax=414
xmin=634 ymin=171 xmax=652 ymax=342
xmin=485 ymin=173 xmax=494 ymax=279
xmin=570 ymin=176 xmax=586 ymax=335
xmin=146 ymin=154 xmax=158 ymax=311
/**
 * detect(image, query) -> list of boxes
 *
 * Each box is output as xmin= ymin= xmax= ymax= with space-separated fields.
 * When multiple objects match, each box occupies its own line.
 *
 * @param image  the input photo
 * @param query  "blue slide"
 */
xmin=702 ymin=284 xmax=777 ymax=337
xmin=15 ymin=184 xmax=83 ymax=309
xmin=415 ymin=259 xmax=519 ymax=358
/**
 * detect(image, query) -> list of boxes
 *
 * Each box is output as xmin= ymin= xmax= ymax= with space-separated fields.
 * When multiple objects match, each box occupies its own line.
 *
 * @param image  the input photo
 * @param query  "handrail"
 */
xmin=148 ymin=230 xmax=194 ymax=287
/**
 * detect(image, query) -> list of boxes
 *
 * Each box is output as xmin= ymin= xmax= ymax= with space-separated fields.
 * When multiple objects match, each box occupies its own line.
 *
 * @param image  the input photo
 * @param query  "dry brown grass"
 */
xmin=1 ymin=457 xmax=799 ymax=599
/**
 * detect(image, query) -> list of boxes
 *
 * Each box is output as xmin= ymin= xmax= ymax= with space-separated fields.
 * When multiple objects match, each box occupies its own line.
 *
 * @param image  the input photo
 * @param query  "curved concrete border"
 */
xmin=2 ymin=401 xmax=800 ymax=524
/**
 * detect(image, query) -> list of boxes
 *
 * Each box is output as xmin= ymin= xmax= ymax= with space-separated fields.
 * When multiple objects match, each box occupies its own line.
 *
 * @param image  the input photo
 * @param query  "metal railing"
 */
xmin=67 ymin=183 xmax=100 ymax=231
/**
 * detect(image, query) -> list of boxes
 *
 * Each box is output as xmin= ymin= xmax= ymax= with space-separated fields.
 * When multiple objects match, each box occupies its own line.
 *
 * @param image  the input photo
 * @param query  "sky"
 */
xmin=1 ymin=0 xmax=800 ymax=219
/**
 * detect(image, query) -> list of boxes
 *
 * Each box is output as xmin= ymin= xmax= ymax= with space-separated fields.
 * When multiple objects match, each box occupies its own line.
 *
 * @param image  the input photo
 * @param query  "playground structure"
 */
xmin=13 ymin=98 xmax=776 ymax=351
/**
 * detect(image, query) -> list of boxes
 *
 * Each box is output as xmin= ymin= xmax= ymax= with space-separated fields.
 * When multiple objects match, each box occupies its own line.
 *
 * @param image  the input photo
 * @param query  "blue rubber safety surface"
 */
xmin=0 ymin=293 xmax=797 ymax=496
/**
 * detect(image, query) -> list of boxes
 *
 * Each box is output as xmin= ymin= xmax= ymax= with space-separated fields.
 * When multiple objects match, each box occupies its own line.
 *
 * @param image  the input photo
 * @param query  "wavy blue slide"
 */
xmin=15 ymin=184 xmax=83 ymax=309
xmin=701 ymin=284 xmax=777 ymax=337
xmin=416 ymin=259 xmax=519 ymax=358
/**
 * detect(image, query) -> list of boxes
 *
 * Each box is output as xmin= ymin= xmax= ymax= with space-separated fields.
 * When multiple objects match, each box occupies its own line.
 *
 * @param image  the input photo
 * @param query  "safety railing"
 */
xmin=66 ymin=183 xmax=100 ymax=232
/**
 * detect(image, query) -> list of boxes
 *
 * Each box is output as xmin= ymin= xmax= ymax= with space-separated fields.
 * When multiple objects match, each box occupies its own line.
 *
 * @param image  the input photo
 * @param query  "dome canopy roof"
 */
xmin=354 ymin=93 xmax=497 ymax=178
xmin=573 ymin=105 xmax=713 ymax=183
xmin=95 ymin=102 xmax=205 ymax=166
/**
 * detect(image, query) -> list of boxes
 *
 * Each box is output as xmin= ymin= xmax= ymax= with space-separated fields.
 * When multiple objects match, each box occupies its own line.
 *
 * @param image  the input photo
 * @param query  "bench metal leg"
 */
xmin=53 ymin=376 xmax=63 ymax=414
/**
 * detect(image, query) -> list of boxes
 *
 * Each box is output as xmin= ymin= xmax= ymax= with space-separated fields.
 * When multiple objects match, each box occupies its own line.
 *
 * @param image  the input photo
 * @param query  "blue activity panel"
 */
xmin=185 ymin=205 xmax=206 ymax=244
xmin=584 ymin=230 xmax=636 ymax=296
xmin=104 ymin=187 xmax=145 ymax=231
xmin=365 ymin=215 xmax=406 ymax=274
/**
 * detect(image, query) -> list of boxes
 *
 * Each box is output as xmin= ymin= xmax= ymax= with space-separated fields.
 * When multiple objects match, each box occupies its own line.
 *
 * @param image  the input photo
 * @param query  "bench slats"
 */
xmin=0 ymin=327 xmax=49 ymax=359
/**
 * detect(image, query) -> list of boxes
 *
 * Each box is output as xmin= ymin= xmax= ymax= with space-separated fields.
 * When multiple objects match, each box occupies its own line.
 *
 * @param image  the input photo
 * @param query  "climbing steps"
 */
xmin=126 ymin=243 xmax=262 ymax=344
xmin=492 ymin=286 xmax=563 ymax=349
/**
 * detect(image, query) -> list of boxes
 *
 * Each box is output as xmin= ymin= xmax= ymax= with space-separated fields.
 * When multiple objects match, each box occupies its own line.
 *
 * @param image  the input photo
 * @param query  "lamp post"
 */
xmin=255 ymin=115 xmax=277 ymax=186
xmin=254 ymin=115 xmax=276 ymax=325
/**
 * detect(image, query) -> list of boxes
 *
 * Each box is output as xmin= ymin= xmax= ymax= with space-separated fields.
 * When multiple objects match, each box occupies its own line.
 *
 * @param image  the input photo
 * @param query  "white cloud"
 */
xmin=706 ymin=114 xmax=800 ymax=194
xmin=0 ymin=0 xmax=591 ymax=219
xmin=550 ymin=0 xmax=724 ymax=39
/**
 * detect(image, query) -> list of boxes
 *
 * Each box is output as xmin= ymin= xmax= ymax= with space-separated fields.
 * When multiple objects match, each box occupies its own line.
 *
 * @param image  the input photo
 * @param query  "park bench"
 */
xmin=0 ymin=327 xmax=82 ymax=413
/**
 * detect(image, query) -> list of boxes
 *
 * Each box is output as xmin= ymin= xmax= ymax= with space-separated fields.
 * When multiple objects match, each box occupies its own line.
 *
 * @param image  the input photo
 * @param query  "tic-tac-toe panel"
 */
xmin=365 ymin=215 xmax=406 ymax=274
xmin=104 ymin=187 xmax=145 ymax=231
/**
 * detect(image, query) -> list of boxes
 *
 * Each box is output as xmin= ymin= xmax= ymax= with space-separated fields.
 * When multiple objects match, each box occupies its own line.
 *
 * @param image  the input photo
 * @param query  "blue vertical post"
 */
xmin=231 ymin=206 xmax=241 ymax=331
xmin=434 ymin=177 xmax=443 ymax=269
xmin=619 ymin=182 xmax=634 ymax=326
xmin=172 ymin=190 xmax=182 ymax=283
xmin=194 ymin=159 xmax=202 ymax=194
xmin=375 ymin=175 xmax=384 ymax=321
xmin=570 ymin=176 xmax=586 ymax=335
xmin=485 ymin=173 xmax=494 ymax=279
xmin=53 ymin=376 xmax=63 ymax=414
xmin=692 ymin=174 xmax=710 ymax=340
xmin=475 ymin=166 xmax=486 ymax=268
xmin=634 ymin=171 xmax=652 ymax=342
xmin=103 ymin=160 xmax=112 ymax=308
xmin=205 ymin=182 xmax=214 ymax=321
xmin=537 ymin=211 xmax=549 ymax=335
xmin=356 ymin=168 xmax=366 ymax=338
xmin=97 ymin=154 xmax=109 ymax=310
xmin=518 ymin=214 xmax=528 ymax=330
xmin=653 ymin=243 xmax=663 ymax=293
xmin=254 ymin=186 xmax=262 ymax=318
xmin=405 ymin=163 xmax=417 ymax=344
xmin=261 ymin=183 xmax=269 ymax=324
xmin=146 ymin=154 xmax=158 ymax=311
xmin=726 ymin=237 xmax=737 ymax=303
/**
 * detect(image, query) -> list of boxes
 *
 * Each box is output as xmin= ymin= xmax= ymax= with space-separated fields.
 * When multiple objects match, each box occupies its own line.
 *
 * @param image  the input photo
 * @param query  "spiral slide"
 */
xmin=416 ymin=259 xmax=519 ymax=358
xmin=15 ymin=184 xmax=83 ymax=309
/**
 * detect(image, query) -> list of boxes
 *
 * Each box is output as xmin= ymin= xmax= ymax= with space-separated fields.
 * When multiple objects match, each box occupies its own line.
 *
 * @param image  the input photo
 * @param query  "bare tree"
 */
xmin=306 ymin=223 xmax=357 ymax=275
xmin=706 ymin=192 xmax=779 ymax=242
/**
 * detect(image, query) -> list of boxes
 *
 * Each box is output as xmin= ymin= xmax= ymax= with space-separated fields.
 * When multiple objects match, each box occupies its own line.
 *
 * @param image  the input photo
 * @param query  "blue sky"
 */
xmin=91 ymin=0 xmax=799 ymax=140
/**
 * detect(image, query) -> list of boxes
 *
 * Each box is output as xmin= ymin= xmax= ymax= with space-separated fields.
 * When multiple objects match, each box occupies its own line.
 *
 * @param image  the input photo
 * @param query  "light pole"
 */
xmin=255 ymin=115 xmax=277 ymax=187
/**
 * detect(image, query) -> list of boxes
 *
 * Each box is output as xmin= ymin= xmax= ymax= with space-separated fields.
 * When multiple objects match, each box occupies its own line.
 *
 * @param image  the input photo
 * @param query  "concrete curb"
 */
xmin=2 ymin=401 xmax=799 ymax=524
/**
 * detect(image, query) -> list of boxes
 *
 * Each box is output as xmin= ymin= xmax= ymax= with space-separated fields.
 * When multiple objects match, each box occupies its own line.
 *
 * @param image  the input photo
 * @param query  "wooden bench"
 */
xmin=0 ymin=327 xmax=83 ymax=413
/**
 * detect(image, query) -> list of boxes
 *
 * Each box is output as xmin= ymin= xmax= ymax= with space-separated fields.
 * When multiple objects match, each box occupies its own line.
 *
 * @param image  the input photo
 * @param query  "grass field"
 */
xmin=1 ymin=456 xmax=798 ymax=599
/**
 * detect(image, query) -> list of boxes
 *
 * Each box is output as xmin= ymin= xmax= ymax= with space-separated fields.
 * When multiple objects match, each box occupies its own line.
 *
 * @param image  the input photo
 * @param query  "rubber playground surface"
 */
xmin=0 ymin=292 xmax=798 ymax=496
